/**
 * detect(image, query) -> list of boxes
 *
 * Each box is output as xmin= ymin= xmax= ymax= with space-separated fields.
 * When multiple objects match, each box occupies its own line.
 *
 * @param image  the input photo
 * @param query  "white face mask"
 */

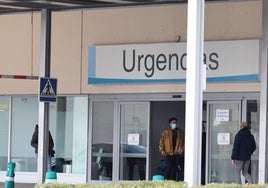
xmin=170 ymin=123 xmax=177 ymax=129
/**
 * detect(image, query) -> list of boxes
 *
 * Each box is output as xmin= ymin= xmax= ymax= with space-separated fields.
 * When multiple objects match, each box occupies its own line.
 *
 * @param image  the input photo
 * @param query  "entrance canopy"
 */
xmin=0 ymin=0 xmax=241 ymax=14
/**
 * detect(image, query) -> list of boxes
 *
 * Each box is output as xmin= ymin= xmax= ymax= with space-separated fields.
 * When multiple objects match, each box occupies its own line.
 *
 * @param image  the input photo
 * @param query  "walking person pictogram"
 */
xmin=39 ymin=77 xmax=57 ymax=102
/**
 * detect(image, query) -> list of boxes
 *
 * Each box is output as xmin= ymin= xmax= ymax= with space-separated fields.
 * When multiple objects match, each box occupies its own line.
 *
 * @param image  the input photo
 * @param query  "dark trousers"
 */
xmin=127 ymin=158 xmax=145 ymax=180
xmin=201 ymin=160 xmax=205 ymax=184
xmin=166 ymin=155 xmax=180 ymax=180
xmin=178 ymin=154 xmax=184 ymax=181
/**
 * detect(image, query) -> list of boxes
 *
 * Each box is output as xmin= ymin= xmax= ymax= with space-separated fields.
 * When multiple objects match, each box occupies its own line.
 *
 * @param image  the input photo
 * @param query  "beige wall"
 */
xmin=205 ymin=1 xmax=262 ymax=41
xmin=51 ymin=11 xmax=82 ymax=94
xmin=0 ymin=13 xmax=37 ymax=94
xmin=0 ymin=1 xmax=262 ymax=95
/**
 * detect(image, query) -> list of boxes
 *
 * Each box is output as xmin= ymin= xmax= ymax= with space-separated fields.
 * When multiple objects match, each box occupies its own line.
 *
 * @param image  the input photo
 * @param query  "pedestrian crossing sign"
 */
xmin=39 ymin=77 xmax=57 ymax=102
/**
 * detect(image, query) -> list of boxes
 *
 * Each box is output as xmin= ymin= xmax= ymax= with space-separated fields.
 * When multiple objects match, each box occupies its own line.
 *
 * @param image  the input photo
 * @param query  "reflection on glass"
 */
xmin=209 ymin=103 xmax=240 ymax=183
xmin=0 ymin=97 xmax=10 ymax=171
xmin=91 ymin=101 xmax=114 ymax=180
xmin=246 ymin=100 xmax=259 ymax=183
xmin=11 ymin=97 xmax=38 ymax=172
xmin=50 ymin=96 xmax=88 ymax=174
xmin=119 ymin=103 xmax=148 ymax=180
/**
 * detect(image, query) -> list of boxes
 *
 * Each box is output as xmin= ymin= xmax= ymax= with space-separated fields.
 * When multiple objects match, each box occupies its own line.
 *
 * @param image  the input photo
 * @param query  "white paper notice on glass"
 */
xmin=217 ymin=133 xmax=230 ymax=145
xmin=216 ymin=109 xmax=229 ymax=121
xmin=128 ymin=133 xmax=140 ymax=145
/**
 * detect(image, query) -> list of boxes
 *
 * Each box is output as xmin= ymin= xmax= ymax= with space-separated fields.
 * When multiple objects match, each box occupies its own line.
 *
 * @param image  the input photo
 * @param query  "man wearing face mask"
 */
xmin=159 ymin=117 xmax=185 ymax=180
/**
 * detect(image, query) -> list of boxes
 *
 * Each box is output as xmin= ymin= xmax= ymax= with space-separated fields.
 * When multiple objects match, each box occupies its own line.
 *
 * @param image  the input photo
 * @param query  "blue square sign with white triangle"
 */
xmin=39 ymin=77 xmax=57 ymax=102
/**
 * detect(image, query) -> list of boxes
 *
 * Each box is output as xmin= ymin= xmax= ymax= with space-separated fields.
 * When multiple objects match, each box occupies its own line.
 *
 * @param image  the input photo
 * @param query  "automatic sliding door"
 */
xmin=119 ymin=102 xmax=149 ymax=180
xmin=91 ymin=101 xmax=114 ymax=181
xmin=245 ymin=99 xmax=259 ymax=183
xmin=207 ymin=101 xmax=241 ymax=184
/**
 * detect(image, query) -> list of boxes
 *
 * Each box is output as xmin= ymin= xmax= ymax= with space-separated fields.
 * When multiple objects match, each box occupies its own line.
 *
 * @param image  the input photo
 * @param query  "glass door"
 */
xmin=90 ymin=101 xmax=114 ymax=181
xmin=118 ymin=102 xmax=150 ymax=180
xmin=244 ymin=99 xmax=259 ymax=183
xmin=207 ymin=101 xmax=241 ymax=184
xmin=0 ymin=96 xmax=10 ymax=171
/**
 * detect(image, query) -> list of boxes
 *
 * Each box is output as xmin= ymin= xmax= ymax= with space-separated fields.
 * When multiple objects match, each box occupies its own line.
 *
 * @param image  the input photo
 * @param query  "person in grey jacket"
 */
xmin=231 ymin=121 xmax=256 ymax=184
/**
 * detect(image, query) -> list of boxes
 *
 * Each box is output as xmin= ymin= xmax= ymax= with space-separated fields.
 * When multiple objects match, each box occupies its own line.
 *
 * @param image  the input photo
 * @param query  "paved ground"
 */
xmin=0 ymin=182 xmax=36 ymax=188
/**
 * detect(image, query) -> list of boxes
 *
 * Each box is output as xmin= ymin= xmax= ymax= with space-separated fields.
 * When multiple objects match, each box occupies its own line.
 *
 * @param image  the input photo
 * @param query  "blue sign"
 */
xmin=39 ymin=77 xmax=57 ymax=102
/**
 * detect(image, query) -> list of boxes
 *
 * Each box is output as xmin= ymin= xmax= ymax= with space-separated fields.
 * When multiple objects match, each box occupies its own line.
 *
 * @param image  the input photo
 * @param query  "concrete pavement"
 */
xmin=0 ymin=182 xmax=36 ymax=188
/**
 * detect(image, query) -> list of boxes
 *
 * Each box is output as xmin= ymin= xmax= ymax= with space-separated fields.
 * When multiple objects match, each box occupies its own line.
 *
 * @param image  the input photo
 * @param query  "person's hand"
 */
xmin=161 ymin=150 xmax=166 ymax=156
xmin=178 ymin=147 xmax=184 ymax=154
xmin=232 ymin=160 xmax=236 ymax=165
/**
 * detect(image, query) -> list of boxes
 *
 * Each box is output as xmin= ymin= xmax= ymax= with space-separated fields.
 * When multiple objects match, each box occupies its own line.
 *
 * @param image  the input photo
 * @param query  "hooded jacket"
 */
xmin=30 ymin=124 xmax=55 ymax=157
xmin=231 ymin=126 xmax=256 ymax=161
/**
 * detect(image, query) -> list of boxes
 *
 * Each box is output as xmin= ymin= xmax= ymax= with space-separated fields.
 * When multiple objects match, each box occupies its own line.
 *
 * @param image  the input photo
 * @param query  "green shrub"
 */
xmin=35 ymin=181 xmax=187 ymax=188
xmin=93 ymin=181 xmax=187 ymax=188
xmin=35 ymin=181 xmax=268 ymax=188
xmin=193 ymin=183 xmax=268 ymax=188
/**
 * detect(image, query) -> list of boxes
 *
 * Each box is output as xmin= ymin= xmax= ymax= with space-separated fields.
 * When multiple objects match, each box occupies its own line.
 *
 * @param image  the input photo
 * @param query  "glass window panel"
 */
xmin=0 ymin=97 xmax=10 ymax=171
xmin=119 ymin=103 xmax=148 ymax=180
xmin=11 ymin=97 xmax=38 ymax=172
xmin=209 ymin=102 xmax=240 ymax=183
xmin=246 ymin=100 xmax=259 ymax=183
xmin=91 ymin=101 xmax=114 ymax=181
xmin=50 ymin=96 xmax=88 ymax=174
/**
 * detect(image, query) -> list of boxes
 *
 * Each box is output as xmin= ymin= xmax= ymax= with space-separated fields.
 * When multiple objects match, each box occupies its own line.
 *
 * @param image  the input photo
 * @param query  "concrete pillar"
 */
xmin=259 ymin=0 xmax=268 ymax=184
xmin=185 ymin=0 xmax=205 ymax=186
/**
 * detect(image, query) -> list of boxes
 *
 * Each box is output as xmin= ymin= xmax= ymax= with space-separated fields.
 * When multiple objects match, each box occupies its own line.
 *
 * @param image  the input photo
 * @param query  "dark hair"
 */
xmin=35 ymin=124 xmax=39 ymax=131
xmin=168 ymin=117 xmax=178 ymax=123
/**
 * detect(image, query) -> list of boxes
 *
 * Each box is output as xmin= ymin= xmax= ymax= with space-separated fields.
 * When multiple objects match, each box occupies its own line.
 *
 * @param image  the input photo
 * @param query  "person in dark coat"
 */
xmin=31 ymin=124 xmax=55 ymax=170
xmin=201 ymin=121 xmax=206 ymax=185
xmin=231 ymin=121 xmax=256 ymax=184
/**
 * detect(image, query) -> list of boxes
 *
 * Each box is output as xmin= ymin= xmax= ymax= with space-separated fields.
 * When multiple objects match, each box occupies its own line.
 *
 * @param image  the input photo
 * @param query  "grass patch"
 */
xmin=35 ymin=181 xmax=268 ymax=188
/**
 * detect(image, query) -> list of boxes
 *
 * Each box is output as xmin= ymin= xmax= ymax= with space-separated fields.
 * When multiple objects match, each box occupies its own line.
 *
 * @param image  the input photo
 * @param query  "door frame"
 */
xmin=117 ymin=101 xmax=150 ymax=181
xmin=88 ymin=92 xmax=259 ymax=183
